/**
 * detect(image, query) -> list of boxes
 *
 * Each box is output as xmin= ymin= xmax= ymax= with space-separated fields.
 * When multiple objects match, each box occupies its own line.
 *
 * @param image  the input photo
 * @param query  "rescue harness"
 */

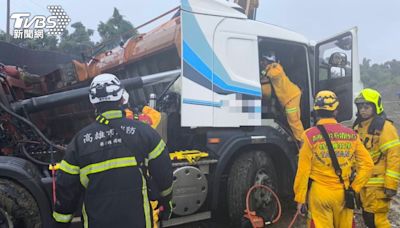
xmin=353 ymin=112 xmax=391 ymax=164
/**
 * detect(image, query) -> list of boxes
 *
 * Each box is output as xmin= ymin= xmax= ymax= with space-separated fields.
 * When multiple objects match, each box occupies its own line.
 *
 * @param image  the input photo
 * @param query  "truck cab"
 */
xmin=160 ymin=1 xmax=361 ymax=226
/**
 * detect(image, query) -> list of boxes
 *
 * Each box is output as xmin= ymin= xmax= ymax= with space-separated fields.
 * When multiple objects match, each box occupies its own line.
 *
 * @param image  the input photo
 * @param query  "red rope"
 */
xmin=245 ymin=184 xmax=282 ymax=225
xmin=288 ymin=210 xmax=300 ymax=228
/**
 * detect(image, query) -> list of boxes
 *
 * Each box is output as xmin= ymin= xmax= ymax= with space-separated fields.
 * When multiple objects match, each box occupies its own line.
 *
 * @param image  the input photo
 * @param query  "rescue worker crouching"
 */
xmin=52 ymin=73 xmax=173 ymax=228
xmin=353 ymin=88 xmax=400 ymax=228
xmin=293 ymin=90 xmax=373 ymax=228
xmin=260 ymin=51 xmax=304 ymax=143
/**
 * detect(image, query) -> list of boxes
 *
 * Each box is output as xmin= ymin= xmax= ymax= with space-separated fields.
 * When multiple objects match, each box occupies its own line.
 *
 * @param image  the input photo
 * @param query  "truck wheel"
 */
xmin=0 ymin=179 xmax=41 ymax=228
xmin=227 ymin=151 xmax=278 ymax=227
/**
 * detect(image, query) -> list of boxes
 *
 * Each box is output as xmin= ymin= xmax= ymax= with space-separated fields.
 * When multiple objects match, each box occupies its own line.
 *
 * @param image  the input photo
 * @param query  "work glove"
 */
xmin=260 ymin=75 xmax=270 ymax=84
xmin=159 ymin=199 xmax=173 ymax=220
xmin=384 ymin=188 xmax=397 ymax=198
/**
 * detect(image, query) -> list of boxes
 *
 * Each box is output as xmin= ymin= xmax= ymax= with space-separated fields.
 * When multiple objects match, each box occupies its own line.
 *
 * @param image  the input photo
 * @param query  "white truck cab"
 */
xmin=181 ymin=0 xmax=362 ymax=128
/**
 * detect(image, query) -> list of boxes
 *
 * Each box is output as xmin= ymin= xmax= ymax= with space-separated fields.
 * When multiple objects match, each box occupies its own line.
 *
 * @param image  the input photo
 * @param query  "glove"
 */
xmin=260 ymin=75 xmax=270 ymax=84
xmin=384 ymin=188 xmax=397 ymax=198
xmin=159 ymin=200 xmax=173 ymax=221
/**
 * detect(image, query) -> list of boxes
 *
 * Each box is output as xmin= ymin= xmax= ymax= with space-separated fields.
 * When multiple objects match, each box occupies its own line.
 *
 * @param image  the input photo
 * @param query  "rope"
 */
xmin=245 ymin=184 xmax=282 ymax=226
xmin=288 ymin=210 xmax=300 ymax=228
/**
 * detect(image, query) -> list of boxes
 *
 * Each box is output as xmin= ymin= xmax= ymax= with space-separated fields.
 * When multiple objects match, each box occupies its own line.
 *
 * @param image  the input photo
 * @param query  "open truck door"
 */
xmin=315 ymin=27 xmax=363 ymax=122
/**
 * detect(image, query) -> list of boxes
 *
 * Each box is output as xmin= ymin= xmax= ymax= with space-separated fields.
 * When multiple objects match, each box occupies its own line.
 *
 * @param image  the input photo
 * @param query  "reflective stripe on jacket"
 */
xmin=354 ymin=118 xmax=400 ymax=190
xmin=54 ymin=110 xmax=173 ymax=228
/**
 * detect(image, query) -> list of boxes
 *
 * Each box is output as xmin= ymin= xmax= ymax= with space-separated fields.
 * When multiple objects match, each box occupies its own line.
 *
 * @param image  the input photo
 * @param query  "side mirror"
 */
xmin=329 ymin=52 xmax=347 ymax=68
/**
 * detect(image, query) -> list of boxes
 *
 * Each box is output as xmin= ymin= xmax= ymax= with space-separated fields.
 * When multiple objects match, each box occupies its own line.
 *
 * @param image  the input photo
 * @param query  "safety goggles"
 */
xmin=356 ymin=103 xmax=373 ymax=110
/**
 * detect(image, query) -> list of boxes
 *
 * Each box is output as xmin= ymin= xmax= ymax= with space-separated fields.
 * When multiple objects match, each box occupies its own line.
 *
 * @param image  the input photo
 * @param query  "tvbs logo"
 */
xmin=11 ymin=5 xmax=70 ymax=39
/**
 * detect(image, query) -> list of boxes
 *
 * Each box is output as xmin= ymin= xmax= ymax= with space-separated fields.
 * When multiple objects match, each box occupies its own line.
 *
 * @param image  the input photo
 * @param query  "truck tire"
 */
xmin=0 ymin=179 xmax=41 ymax=228
xmin=227 ymin=151 xmax=278 ymax=227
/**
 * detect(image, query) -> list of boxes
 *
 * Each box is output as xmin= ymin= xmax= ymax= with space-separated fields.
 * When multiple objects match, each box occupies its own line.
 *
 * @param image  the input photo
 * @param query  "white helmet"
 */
xmin=89 ymin=73 xmax=124 ymax=104
xmin=262 ymin=51 xmax=277 ymax=62
xmin=122 ymin=89 xmax=129 ymax=105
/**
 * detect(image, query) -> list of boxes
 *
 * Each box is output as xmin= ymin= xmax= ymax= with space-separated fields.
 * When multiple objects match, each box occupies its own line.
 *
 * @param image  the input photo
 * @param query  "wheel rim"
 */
xmin=0 ymin=208 xmax=13 ymax=228
xmin=251 ymin=169 xmax=277 ymax=221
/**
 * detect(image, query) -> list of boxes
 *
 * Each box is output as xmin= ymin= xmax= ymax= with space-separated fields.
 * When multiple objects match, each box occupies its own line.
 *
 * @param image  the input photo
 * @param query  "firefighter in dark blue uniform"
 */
xmin=52 ymin=73 xmax=173 ymax=228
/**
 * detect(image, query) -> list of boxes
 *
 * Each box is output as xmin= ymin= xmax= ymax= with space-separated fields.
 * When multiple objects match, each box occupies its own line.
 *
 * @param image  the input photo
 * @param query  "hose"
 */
xmin=245 ymin=184 xmax=282 ymax=225
xmin=18 ymin=143 xmax=52 ymax=166
xmin=0 ymin=99 xmax=65 ymax=151
xmin=288 ymin=210 xmax=300 ymax=228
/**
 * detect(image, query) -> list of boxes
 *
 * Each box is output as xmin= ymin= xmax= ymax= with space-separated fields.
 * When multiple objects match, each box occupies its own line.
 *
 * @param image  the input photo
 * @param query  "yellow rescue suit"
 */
xmin=354 ymin=117 xmax=400 ymax=228
xmin=125 ymin=105 xmax=161 ymax=129
xmin=261 ymin=63 xmax=304 ymax=141
xmin=294 ymin=118 xmax=373 ymax=228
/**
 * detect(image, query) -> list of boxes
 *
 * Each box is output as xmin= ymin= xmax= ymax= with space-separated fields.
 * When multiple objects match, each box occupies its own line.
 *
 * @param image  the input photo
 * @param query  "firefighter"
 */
xmin=353 ymin=88 xmax=400 ymax=228
xmin=121 ymin=89 xmax=161 ymax=128
xmin=259 ymin=54 xmax=273 ymax=99
xmin=52 ymin=73 xmax=173 ymax=228
xmin=260 ymin=52 xmax=304 ymax=143
xmin=294 ymin=90 xmax=373 ymax=228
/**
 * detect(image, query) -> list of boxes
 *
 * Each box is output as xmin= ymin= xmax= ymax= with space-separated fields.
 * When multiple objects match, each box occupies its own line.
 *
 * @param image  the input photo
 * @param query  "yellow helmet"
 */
xmin=354 ymin=88 xmax=383 ymax=114
xmin=313 ymin=90 xmax=339 ymax=111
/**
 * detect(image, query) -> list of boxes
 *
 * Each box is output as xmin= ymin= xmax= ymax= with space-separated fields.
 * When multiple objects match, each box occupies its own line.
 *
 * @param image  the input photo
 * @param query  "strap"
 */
xmin=368 ymin=113 xmax=386 ymax=135
xmin=353 ymin=112 xmax=389 ymax=135
xmin=316 ymin=125 xmax=345 ymax=185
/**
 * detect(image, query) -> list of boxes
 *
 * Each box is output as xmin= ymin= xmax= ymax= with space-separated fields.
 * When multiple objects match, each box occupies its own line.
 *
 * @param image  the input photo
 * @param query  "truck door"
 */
xmin=315 ymin=27 xmax=363 ymax=122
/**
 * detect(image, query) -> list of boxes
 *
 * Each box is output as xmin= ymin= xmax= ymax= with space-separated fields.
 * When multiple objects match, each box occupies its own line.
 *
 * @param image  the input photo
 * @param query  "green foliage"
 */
xmin=0 ymin=29 xmax=58 ymax=50
xmin=1 ymin=7 xmax=138 ymax=60
xmin=97 ymin=8 xmax=138 ymax=50
xmin=0 ymin=30 xmax=8 ymax=41
xmin=59 ymin=22 xmax=95 ymax=59
xmin=360 ymin=58 xmax=400 ymax=88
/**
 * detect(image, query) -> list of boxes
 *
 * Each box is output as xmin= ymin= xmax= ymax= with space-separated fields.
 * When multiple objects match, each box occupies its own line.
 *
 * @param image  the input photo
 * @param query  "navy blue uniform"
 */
xmin=53 ymin=110 xmax=173 ymax=228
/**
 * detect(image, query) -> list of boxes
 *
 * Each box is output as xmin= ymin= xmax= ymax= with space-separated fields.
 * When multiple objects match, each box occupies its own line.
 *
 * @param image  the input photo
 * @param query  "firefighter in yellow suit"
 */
xmin=353 ymin=88 xmax=400 ymax=228
xmin=294 ymin=90 xmax=373 ymax=228
xmin=260 ymin=53 xmax=304 ymax=142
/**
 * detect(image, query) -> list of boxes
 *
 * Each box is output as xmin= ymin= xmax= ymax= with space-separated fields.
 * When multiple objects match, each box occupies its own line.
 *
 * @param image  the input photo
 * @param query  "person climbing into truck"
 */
xmin=52 ymin=73 xmax=173 ymax=228
xmin=293 ymin=90 xmax=373 ymax=228
xmin=260 ymin=51 xmax=304 ymax=143
xmin=353 ymin=88 xmax=400 ymax=228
